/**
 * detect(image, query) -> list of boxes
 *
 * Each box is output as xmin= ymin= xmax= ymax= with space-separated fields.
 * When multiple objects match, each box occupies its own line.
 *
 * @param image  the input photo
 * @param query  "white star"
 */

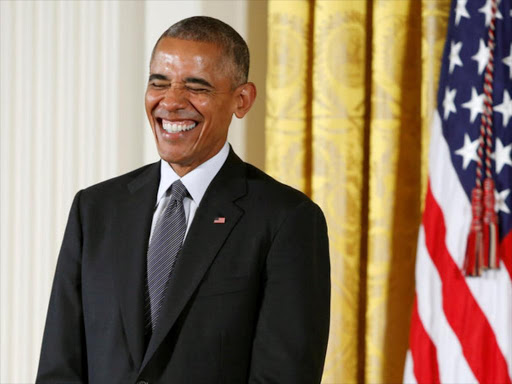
xmin=494 ymin=138 xmax=512 ymax=174
xmin=449 ymin=41 xmax=463 ymax=74
xmin=455 ymin=0 xmax=470 ymax=26
xmin=495 ymin=90 xmax=512 ymax=126
xmin=495 ymin=188 xmax=510 ymax=214
xmin=503 ymin=43 xmax=512 ymax=80
xmin=472 ymin=39 xmax=490 ymax=75
xmin=479 ymin=0 xmax=503 ymax=26
xmin=455 ymin=133 xmax=480 ymax=169
xmin=462 ymin=87 xmax=485 ymax=123
xmin=443 ymin=87 xmax=457 ymax=120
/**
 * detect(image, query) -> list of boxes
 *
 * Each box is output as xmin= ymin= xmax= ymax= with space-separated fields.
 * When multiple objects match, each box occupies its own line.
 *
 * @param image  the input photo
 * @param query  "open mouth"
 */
xmin=159 ymin=118 xmax=198 ymax=133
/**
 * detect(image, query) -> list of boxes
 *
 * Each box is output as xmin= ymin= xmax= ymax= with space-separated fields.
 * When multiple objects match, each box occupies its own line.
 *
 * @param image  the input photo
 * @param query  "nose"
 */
xmin=160 ymin=85 xmax=188 ymax=110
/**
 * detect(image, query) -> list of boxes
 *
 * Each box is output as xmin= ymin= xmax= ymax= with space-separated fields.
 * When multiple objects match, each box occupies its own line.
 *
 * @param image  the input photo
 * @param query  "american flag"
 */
xmin=403 ymin=0 xmax=512 ymax=383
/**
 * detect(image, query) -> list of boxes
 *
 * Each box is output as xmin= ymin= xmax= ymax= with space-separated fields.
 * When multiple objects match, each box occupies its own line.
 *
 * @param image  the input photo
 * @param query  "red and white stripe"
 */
xmin=404 ymin=111 xmax=512 ymax=384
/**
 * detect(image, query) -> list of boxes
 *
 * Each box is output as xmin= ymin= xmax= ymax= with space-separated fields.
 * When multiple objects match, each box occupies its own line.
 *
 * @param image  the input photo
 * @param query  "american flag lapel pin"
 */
xmin=213 ymin=217 xmax=226 ymax=224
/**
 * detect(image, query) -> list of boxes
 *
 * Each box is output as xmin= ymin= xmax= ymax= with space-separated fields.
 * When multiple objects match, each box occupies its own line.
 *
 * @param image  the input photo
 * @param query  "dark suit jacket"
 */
xmin=37 ymin=149 xmax=330 ymax=384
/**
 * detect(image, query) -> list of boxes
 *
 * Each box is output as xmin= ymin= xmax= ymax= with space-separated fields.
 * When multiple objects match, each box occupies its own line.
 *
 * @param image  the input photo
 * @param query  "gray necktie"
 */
xmin=145 ymin=180 xmax=188 ymax=333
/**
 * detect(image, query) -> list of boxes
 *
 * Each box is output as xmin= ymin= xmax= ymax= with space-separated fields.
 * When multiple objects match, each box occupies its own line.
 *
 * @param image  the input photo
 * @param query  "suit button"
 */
xmin=136 ymin=381 xmax=149 ymax=384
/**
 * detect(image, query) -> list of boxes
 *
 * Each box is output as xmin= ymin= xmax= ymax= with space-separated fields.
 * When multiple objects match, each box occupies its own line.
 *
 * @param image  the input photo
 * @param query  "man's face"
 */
xmin=145 ymin=38 xmax=239 ymax=176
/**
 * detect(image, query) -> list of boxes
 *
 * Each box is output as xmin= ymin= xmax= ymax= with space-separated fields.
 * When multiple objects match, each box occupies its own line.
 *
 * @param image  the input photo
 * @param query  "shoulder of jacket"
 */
xmin=243 ymin=162 xmax=317 ymax=211
xmin=80 ymin=162 xmax=158 ymax=200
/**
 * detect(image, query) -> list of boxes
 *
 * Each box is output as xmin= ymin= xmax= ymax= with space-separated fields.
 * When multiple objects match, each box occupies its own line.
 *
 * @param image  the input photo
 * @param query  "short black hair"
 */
xmin=152 ymin=16 xmax=250 ymax=87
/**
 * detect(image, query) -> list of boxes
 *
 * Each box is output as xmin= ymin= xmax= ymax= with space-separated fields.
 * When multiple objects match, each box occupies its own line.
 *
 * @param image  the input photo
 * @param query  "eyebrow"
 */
xmin=184 ymin=77 xmax=213 ymax=88
xmin=148 ymin=74 xmax=168 ymax=82
xmin=147 ymin=74 xmax=214 ymax=89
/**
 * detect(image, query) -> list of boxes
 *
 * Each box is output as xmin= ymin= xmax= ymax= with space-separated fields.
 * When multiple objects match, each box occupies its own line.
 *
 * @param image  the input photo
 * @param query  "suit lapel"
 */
xmin=140 ymin=150 xmax=247 ymax=372
xmin=111 ymin=163 xmax=160 ymax=369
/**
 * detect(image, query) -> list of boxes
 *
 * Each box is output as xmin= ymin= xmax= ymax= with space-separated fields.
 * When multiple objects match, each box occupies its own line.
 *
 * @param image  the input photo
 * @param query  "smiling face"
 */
xmin=145 ymin=37 xmax=255 ymax=176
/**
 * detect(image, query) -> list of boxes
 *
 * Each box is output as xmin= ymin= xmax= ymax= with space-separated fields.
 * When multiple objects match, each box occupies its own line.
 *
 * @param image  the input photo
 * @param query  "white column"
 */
xmin=0 ymin=1 xmax=144 ymax=382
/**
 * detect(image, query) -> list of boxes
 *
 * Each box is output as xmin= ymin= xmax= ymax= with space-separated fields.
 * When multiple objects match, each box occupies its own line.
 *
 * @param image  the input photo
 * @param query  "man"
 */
xmin=37 ymin=16 xmax=330 ymax=384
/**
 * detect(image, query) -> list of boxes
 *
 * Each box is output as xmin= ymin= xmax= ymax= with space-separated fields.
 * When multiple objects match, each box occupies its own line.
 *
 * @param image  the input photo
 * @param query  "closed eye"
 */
xmin=186 ymin=86 xmax=210 ymax=93
xmin=148 ymin=74 xmax=171 ymax=89
xmin=148 ymin=80 xmax=172 ymax=89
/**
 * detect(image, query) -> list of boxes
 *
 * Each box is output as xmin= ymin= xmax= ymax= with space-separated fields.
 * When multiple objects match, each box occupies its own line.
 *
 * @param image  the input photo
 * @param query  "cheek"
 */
xmin=193 ymin=99 xmax=233 ymax=125
xmin=191 ymin=97 xmax=211 ymax=113
xmin=145 ymin=92 xmax=159 ymax=114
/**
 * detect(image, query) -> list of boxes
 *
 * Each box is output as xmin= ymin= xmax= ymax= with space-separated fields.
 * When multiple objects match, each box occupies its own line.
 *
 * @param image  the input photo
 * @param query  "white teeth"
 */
xmin=162 ymin=120 xmax=197 ymax=133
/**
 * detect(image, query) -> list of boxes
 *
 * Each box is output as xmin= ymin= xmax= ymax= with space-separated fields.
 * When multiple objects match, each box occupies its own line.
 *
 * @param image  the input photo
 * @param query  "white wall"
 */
xmin=0 ymin=1 xmax=266 ymax=382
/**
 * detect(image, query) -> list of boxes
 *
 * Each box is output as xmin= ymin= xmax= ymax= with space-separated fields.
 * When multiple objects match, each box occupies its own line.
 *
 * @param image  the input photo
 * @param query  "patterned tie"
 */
xmin=145 ymin=180 xmax=188 ymax=333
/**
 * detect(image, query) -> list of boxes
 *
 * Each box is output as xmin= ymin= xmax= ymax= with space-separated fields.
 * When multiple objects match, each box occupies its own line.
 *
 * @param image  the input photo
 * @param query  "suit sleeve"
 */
xmin=248 ymin=200 xmax=330 ymax=384
xmin=36 ymin=191 xmax=88 ymax=383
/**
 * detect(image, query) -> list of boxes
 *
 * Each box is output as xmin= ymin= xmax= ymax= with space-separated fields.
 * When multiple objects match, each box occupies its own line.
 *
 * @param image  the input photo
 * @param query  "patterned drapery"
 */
xmin=265 ymin=1 xmax=451 ymax=383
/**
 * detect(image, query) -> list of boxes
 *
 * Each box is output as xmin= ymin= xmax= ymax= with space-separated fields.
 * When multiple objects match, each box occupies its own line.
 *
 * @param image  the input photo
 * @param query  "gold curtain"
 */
xmin=265 ymin=1 xmax=451 ymax=383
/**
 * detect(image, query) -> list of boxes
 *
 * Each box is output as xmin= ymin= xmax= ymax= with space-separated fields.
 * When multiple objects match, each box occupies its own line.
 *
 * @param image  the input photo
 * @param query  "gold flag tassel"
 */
xmin=483 ymin=178 xmax=499 ymax=269
xmin=464 ymin=0 xmax=500 ymax=276
xmin=464 ymin=187 xmax=485 ymax=276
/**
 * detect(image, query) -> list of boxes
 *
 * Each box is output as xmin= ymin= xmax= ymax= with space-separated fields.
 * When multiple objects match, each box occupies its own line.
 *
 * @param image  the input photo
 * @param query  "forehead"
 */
xmin=150 ymin=37 xmax=227 ymax=76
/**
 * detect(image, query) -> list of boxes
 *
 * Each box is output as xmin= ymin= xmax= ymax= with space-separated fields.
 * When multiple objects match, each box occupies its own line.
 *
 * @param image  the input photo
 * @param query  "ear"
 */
xmin=233 ymin=82 xmax=257 ymax=119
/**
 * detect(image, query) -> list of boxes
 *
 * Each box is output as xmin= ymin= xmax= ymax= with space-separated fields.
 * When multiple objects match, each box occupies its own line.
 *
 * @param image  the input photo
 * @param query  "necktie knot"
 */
xmin=170 ymin=180 xmax=188 ymax=203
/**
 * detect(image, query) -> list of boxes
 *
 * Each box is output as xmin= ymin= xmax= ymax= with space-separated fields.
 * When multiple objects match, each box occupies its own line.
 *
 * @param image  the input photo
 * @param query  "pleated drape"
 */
xmin=265 ymin=1 xmax=451 ymax=383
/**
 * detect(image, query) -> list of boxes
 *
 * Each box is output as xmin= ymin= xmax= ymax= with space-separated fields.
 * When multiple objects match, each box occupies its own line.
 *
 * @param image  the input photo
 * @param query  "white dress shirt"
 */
xmin=149 ymin=142 xmax=230 ymax=242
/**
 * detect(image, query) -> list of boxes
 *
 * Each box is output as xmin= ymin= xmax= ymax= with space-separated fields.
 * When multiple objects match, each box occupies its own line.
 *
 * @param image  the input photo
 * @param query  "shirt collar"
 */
xmin=156 ymin=141 xmax=230 ymax=206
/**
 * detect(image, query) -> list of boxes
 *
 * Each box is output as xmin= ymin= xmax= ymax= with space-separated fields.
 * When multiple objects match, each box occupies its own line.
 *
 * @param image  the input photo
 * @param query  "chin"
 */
xmin=158 ymin=151 xmax=180 ymax=165
xmin=156 ymin=146 xmax=189 ymax=166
